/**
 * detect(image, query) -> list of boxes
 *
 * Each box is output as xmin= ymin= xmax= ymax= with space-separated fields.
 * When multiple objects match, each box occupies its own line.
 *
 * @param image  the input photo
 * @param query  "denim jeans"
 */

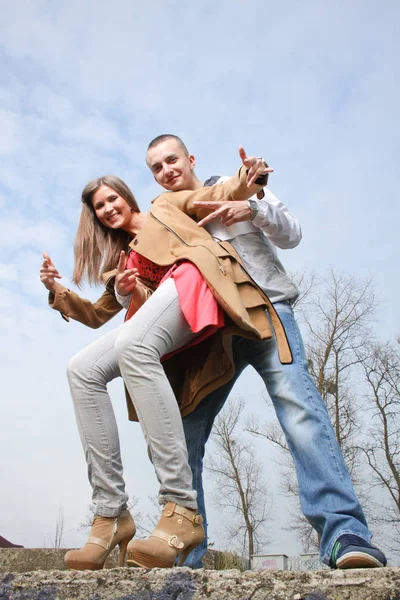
xmin=67 ymin=278 xmax=198 ymax=516
xmin=182 ymin=302 xmax=371 ymax=566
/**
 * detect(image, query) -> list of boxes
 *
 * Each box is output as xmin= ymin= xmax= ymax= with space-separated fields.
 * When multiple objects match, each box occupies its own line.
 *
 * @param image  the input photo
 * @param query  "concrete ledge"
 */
xmin=0 ymin=548 xmax=118 ymax=573
xmin=0 ymin=566 xmax=399 ymax=600
xmin=0 ymin=548 xmax=218 ymax=572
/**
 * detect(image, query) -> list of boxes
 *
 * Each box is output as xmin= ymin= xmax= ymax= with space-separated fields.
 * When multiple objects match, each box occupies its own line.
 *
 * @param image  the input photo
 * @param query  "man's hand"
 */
xmin=239 ymin=146 xmax=273 ymax=187
xmin=195 ymin=200 xmax=252 ymax=228
xmin=115 ymin=251 xmax=138 ymax=296
xmin=40 ymin=251 xmax=62 ymax=293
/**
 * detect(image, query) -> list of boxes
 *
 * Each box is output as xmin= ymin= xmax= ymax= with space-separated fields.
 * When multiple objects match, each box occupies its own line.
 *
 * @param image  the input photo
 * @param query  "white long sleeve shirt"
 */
xmin=204 ymin=177 xmax=301 ymax=303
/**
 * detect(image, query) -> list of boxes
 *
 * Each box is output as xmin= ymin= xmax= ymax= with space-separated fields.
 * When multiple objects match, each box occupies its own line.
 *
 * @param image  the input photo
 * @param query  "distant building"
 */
xmin=251 ymin=553 xmax=327 ymax=571
xmin=0 ymin=536 xmax=24 ymax=548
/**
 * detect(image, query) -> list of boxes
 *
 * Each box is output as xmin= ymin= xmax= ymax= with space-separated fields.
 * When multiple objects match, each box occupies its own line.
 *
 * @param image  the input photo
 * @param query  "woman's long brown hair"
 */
xmin=72 ymin=176 xmax=140 ymax=286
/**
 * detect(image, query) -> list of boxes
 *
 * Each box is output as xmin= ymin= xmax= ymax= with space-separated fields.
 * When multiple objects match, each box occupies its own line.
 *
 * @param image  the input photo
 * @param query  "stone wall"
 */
xmin=0 ymin=565 xmax=399 ymax=599
xmin=0 ymin=549 xmax=399 ymax=599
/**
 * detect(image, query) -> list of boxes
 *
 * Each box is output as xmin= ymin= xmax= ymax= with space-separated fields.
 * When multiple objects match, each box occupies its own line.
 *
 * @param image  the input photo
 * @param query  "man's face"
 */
xmin=146 ymin=139 xmax=197 ymax=191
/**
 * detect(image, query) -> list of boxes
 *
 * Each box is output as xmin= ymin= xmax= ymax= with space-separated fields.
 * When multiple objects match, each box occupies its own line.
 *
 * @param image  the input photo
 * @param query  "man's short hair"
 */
xmin=147 ymin=134 xmax=189 ymax=156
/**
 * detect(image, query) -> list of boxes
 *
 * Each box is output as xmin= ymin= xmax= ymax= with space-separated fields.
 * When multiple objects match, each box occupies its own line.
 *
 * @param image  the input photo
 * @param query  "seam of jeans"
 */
xmin=68 ymin=331 xmax=127 ymax=514
xmin=87 ymin=358 xmax=124 ymax=510
xmin=288 ymin=311 xmax=347 ymax=489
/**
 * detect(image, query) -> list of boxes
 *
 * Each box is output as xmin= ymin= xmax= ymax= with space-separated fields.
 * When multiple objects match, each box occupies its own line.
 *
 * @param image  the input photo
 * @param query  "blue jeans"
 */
xmin=182 ymin=302 xmax=371 ymax=567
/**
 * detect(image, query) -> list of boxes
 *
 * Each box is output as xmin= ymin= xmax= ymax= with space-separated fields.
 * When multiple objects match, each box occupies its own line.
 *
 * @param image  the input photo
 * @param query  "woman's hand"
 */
xmin=239 ymin=146 xmax=273 ymax=186
xmin=40 ymin=252 xmax=62 ymax=294
xmin=115 ymin=251 xmax=139 ymax=296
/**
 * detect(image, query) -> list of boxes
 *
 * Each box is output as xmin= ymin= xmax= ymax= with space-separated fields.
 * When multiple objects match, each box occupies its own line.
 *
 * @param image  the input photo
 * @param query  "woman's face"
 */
xmin=91 ymin=185 xmax=133 ymax=230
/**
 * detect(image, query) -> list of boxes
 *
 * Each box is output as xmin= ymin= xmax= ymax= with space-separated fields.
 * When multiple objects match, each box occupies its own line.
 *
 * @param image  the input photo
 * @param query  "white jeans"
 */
xmin=67 ymin=279 xmax=198 ymax=517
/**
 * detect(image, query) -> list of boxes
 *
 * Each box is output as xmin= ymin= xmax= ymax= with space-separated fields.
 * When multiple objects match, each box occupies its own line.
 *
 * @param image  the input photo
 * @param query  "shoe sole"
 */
xmin=126 ymin=551 xmax=173 ymax=569
xmin=336 ymin=551 xmax=385 ymax=569
xmin=65 ymin=561 xmax=104 ymax=570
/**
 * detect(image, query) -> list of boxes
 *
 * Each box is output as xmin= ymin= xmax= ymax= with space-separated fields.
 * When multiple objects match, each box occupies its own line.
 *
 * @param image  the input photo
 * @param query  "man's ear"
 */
xmin=189 ymin=154 xmax=196 ymax=170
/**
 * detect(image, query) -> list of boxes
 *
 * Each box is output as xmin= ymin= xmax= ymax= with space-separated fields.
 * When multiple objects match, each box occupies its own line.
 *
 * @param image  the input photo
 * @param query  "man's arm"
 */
xmin=196 ymin=184 xmax=301 ymax=249
xmin=251 ymin=188 xmax=302 ymax=249
xmin=154 ymin=148 xmax=272 ymax=222
xmin=192 ymin=145 xmax=301 ymax=249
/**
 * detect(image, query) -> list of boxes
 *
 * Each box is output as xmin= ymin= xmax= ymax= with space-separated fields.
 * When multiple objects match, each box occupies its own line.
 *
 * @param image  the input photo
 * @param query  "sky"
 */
xmin=1 ymin=0 xmax=399 ymax=563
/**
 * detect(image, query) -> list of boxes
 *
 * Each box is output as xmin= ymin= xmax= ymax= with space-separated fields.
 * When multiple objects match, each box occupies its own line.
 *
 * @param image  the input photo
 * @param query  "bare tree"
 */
xmin=289 ymin=269 xmax=319 ymax=310
xmin=78 ymin=495 xmax=157 ymax=539
xmin=357 ymin=340 xmax=400 ymax=555
xmin=48 ymin=506 xmax=65 ymax=549
xmin=247 ymin=269 xmax=377 ymax=551
xmin=206 ymin=396 xmax=273 ymax=562
xmin=246 ymin=408 xmax=320 ymax=552
xmin=302 ymin=269 xmax=376 ymax=474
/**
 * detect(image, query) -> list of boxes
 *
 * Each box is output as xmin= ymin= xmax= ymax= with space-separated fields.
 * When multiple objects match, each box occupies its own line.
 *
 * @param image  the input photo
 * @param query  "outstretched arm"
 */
xmin=161 ymin=147 xmax=272 ymax=221
xmin=194 ymin=187 xmax=301 ymax=249
xmin=49 ymin=286 xmax=123 ymax=328
xmin=41 ymin=251 xmax=122 ymax=328
xmin=193 ymin=148 xmax=271 ymax=227
xmin=186 ymin=151 xmax=301 ymax=249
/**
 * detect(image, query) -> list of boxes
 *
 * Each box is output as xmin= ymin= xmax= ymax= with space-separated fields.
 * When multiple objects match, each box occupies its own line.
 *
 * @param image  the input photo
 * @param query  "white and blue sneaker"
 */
xmin=330 ymin=534 xmax=387 ymax=569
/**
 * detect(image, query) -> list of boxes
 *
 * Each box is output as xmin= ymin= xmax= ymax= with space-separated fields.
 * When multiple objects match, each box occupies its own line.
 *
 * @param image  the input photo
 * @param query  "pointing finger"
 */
xmin=239 ymin=146 xmax=247 ymax=163
xmin=42 ymin=251 xmax=53 ymax=267
xmin=117 ymin=250 xmax=127 ymax=274
xmin=197 ymin=209 xmax=223 ymax=228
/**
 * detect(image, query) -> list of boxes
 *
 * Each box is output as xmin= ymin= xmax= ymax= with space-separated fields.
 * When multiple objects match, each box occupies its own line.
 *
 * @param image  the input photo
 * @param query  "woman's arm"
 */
xmin=48 ymin=285 xmax=123 ymax=329
xmin=41 ymin=252 xmax=122 ymax=328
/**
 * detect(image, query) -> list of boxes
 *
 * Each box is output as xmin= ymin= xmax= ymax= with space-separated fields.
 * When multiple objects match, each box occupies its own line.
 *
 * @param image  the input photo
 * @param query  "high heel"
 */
xmin=64 ymin=510 xmax=136 ymax=570
xmin=126 ymin=502 xmax=204 ymax=568
xmin=118 ymin=536 xmax=131 ymax=567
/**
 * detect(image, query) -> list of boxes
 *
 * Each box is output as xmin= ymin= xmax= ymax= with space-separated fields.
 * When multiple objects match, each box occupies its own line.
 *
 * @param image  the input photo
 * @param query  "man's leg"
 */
xmin=241 ymin=301 xmax=385 ymax=567
xmin=182 ymin=355 xmax=248 ymax=568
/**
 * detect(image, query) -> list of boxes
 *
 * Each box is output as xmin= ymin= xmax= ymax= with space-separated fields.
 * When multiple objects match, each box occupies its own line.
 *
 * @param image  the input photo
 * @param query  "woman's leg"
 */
xmin=67 ymin=324 xmax=129 ymax=517
xmin=114 ymin=278 xmax=198 ymax=510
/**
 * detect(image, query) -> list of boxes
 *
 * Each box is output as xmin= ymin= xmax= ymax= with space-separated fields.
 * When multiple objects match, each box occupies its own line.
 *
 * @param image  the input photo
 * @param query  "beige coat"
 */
xmin=50 ymin=167 xmax=292 ymax=420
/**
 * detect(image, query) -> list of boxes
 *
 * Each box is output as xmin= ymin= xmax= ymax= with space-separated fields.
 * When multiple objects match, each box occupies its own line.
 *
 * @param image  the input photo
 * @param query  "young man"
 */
xmin=145 ymin=135 xmax=387 ymax=570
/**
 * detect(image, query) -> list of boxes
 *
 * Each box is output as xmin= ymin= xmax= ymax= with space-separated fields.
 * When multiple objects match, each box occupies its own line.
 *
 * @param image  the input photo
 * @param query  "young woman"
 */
xmin=40 ymin=162 xmax=290 ymax=570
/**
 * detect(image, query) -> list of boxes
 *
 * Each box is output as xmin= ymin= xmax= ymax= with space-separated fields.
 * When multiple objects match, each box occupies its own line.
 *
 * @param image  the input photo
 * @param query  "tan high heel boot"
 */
xmin=126 ymin=502 xmax=204 ymax=568
xmin=64 ymin=510 xmax=136 ymax=570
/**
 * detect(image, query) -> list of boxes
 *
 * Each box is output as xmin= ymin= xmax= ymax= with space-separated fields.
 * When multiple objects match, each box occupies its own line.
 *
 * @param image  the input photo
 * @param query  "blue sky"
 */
xmin=1 ymin=0 xmax=399 ymax=558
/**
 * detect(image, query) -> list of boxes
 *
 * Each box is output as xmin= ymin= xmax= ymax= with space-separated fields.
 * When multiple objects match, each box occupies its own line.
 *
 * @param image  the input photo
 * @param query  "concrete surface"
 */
xmin=0 ymin=565 xmax=399 ymax=600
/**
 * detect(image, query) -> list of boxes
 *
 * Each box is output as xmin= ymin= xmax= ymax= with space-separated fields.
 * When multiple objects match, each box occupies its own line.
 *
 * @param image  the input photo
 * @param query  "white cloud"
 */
xmin=0 ymin=218 xmax=68 ymax=252
xmin=0 ymin=263 xmax=18 ymax=281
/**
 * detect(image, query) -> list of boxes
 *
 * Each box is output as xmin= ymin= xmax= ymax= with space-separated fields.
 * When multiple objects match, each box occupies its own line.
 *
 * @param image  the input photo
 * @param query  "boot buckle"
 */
xmin=168 ymin=535 xmax=184 ymax=549
xmin=192 ymin=513 xmax=202 ymax=526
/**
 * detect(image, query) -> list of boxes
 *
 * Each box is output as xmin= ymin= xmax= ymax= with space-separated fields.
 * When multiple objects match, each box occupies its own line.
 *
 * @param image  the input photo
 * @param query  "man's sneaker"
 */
xmin=330 ymin=534 xmax=387 ymax=569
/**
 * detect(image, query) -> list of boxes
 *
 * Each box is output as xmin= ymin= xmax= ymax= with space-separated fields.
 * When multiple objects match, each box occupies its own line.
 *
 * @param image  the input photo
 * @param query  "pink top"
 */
xmin=126 ymin=251 xmax=224 ymax=354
